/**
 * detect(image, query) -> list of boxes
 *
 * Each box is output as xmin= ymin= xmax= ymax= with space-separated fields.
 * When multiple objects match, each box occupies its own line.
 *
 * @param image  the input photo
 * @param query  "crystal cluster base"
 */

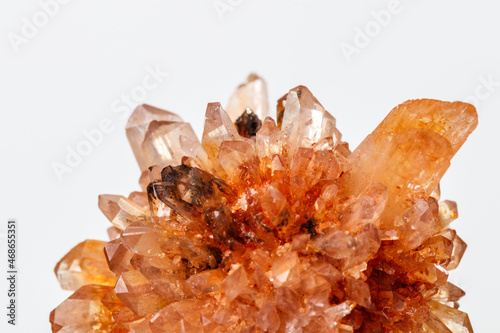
xmin=51 ymin=74 xmax=477 ymax=332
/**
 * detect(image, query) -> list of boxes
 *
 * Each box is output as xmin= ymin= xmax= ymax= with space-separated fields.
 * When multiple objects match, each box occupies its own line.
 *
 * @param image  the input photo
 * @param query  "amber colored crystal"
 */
xmin=126 ymin=104 xmax=193 ymax=172
xmin=202 ymin=102 xmax=242 ymax=165
xmin=115 ymin=270 xmax=169 ymax=316
xmin=226 ymin=73 xmax=269 ymax=122
xmin=103 ymin=239 xmax=134 ymax=277
xmin=52 ymin=76 xmax=477 ymax=332
xmin=55 ymin=240 xmax=117 ymax=291
xmin=50 ymin=285 xmax=116 ymax=332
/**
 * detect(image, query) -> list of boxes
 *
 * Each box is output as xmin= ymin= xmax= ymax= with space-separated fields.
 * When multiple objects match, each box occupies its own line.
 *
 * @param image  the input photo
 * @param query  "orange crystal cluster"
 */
xmin=51 ymin=75 xmax=477 ymax=332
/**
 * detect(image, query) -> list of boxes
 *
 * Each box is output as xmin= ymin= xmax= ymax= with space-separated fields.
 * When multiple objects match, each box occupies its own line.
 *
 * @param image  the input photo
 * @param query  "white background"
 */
xmin=1 ymin=0 xmax=499 ymax=332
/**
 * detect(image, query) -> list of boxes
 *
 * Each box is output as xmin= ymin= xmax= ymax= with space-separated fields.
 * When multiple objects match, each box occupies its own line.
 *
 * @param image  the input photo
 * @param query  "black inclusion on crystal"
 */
xmin=300 ymin=217 xmax=317 ymax=238
xmin=235 ymin=108 xmax=262 ymax=138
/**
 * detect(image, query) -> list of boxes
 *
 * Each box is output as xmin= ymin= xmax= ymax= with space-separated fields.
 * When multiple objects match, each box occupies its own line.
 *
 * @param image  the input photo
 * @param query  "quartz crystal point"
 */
xmin=226 ymin=73 xmax=269 ymax=121
xmin=52 ymin=76 xmax=477 ymax=333
xmin=202 ymin=102 xmax=242 ymax=158
xmin=280 ymin=85 xmax=344 ymax=156
xmin=50 ymin=285 xmax=116 ymax=332
xmin=55 ymin=240 xmax=116 ymax=291
xmin=342 ymin=99 xmax=477 ymax=236
xmin=126 ymin=104 xmax=202 ymax=172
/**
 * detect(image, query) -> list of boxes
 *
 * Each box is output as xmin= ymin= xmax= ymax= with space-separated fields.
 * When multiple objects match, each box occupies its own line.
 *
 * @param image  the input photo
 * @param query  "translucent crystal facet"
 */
xmin=55 ymin=240 xmax=116 ymax=291
xmin=126 ymin=104 xmax=184 ymax=172
xmin=50 ymin=285 xmax=116 ymax=332
xmin=201 ymin=102 xmax=242 ymax=171
xmin=226 ymin=73 xmax=269 ymax=122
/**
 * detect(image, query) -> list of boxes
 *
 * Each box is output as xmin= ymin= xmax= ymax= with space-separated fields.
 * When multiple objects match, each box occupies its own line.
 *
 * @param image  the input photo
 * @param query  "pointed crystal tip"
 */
xmin=226 ymin=73 xmax=269 ymax=121
xmin=126 ymin=104 xmax=205 ymax=172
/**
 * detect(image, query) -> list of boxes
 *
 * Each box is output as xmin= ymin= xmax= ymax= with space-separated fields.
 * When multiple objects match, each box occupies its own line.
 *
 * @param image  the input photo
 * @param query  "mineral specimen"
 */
xmin=51 ymin=74 xmax=477 ymax=332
